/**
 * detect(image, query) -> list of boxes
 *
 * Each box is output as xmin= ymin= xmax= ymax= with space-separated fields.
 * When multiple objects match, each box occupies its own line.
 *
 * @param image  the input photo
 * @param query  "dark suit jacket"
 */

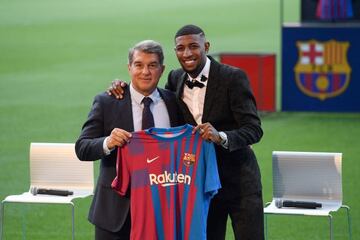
xmin=75 ymin=88 xmax=183 ymax=232
xmin=166 ymin=56 xmax=263 ymax=197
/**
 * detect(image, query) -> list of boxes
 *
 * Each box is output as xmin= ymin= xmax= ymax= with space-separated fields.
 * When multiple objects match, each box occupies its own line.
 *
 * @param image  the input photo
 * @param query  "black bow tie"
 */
xmin=185 ymin=75 xmax=207 ymax=89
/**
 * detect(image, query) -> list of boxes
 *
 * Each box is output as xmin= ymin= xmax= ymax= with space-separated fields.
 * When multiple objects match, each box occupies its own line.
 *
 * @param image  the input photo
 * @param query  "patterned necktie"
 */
xmin=185 ymin=75 xmax=207 ymax=89
xmin=141 ymin=97 xmax=154 ymax=130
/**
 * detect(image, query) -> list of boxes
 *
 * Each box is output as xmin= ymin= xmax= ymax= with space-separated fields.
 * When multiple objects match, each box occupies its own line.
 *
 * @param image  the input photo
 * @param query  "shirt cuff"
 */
xmin=103 ymin=137 xmax=112 ymax=155
xmin=218 ymin=131 xmax=229 ymax=149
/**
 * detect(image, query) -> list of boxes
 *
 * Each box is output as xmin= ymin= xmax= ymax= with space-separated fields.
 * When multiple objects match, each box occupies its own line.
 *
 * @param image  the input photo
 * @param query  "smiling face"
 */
xmin=128 ymin=50 xmax=165 ymax=96
xmin=174 ymin=33 xmax=210 ymax=78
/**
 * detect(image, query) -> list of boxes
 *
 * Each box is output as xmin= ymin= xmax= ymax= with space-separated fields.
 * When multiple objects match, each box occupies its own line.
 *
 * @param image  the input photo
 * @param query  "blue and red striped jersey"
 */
xmin=111 ymin=124 xmax=221 ymax=240
xmin=316 ymin=0 xmax=353 ymax=20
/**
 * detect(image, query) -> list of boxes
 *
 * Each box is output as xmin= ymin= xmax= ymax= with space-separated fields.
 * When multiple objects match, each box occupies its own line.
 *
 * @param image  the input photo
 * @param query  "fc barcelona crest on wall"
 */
xmin=294 ymin=40 xmax=351 ymax=101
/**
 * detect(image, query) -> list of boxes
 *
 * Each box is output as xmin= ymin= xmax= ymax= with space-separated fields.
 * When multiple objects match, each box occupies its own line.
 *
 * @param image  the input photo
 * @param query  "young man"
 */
xmin=108 ymin=25 xmax=264 ymax=240
xmin=168 ymin=25 xmax=264 ymax=240
xmin=76 ymin=40 xmax=183 ymax=240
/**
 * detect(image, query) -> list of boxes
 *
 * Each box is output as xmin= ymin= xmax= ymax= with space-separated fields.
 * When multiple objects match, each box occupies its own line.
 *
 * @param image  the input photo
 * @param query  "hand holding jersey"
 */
xmin=193 ymin=122 xmax=226 ymax=146
xmin=106 ymin=128 xmax=132 ymax=149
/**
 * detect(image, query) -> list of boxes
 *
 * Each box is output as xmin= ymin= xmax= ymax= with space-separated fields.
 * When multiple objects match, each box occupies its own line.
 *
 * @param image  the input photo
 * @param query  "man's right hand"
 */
xmin=107 ymin=79 xmax=128 ymax=99
xmin=106 ymin=128 xmax=132 ymax=149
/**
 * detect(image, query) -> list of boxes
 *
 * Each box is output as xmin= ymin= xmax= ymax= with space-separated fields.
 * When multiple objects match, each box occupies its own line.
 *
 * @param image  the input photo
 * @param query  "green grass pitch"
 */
xmin=1 ymin=0 xmax=359 ymax=239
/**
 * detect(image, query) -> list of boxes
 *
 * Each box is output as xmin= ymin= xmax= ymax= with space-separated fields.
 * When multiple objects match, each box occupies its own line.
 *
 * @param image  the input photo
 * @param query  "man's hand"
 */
xmin=106 ymin=79 xmax=128 ymax=99
xmin=106 ymin=128 xmax=132 ymax=149
xmin=193 ymin=122 xmax=222 ymax=145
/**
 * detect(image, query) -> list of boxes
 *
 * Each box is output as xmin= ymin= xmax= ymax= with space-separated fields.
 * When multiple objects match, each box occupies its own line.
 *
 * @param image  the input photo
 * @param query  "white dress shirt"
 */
xmin=182 ymin=57 xmax=228 ymax=148
xmin=129 ymin=84 xmax=170 ymax=131
xmin=182 ymin=57 xmax=211 ymax=125
xmin=103 ymin=84 xmax=170 ymax=154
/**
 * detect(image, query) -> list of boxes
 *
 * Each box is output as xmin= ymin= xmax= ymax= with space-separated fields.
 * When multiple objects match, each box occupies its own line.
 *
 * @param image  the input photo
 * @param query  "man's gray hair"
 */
xmin=128 ymin=40 xmax=164 ymax=65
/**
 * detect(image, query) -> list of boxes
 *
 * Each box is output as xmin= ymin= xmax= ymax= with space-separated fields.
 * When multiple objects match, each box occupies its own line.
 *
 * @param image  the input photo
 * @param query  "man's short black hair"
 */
xmin=175 ymin=24 xmax=205 ymax=38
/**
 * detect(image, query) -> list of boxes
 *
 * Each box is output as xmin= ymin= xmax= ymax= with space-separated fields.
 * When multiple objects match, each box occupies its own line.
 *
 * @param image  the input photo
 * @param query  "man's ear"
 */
xmin=161 ymin=65 xmax=165 ymax=76
xmin=205 ymin=41 xmax=210 ymax=53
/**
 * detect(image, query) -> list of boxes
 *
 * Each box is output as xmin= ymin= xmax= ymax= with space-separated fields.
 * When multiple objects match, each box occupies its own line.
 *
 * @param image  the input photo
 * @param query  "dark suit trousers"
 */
xmin=95 ymin=212 xmax=131 ymax=240
xmin=207 ymin=191 xmax=264 ymax=240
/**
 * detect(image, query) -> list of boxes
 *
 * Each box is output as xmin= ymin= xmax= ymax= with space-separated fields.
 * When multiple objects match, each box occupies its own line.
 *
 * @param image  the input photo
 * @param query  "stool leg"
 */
xmin=0 ymin=201 xmax=5 ymax=240
xmin=70 ymin=203 xmax=75 ymax=240
xmin=328 ymin=214 xmax=333 ymax=240
xmin=341 ymin=205 xmax=352 ymax=240
xmin=21 ymin=204 xmax=28 ymax=240
xmin=264 ymin=214 xmax=268 ymax=240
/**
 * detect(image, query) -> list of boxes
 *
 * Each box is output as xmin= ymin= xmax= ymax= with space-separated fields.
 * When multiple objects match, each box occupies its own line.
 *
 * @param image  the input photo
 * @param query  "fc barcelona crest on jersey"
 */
xmin=183 ymin=153 xmax=195 ymax=167
xmin=294 ymin=40 xmax=352 ymax=100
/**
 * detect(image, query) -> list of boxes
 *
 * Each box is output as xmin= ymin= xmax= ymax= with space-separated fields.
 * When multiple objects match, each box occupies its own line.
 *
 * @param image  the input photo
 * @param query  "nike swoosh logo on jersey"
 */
xmin=147 ymin=156 xmax=160 ymax=163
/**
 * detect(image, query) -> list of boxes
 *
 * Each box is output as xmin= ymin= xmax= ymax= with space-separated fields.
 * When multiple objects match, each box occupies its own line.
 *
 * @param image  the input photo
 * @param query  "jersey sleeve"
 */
xmin=111 ymin=147 xmax=130 ymax=196
xmin=204 ymin=142 xmax=221 ymax=197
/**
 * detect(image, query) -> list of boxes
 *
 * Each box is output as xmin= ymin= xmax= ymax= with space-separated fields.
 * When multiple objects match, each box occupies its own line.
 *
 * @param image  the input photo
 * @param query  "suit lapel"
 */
xmin=158 ymin=88 xmax=177 ymax=127
xmin=115 ymin=90 xmax=134 ymax=132
xmin=175 ymin=72 xmax=187 ymax=100
xmin=175 ymin=73 xmax=197 ymax=125
xmin=202 ymin=59 xmax=220 ymax=122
